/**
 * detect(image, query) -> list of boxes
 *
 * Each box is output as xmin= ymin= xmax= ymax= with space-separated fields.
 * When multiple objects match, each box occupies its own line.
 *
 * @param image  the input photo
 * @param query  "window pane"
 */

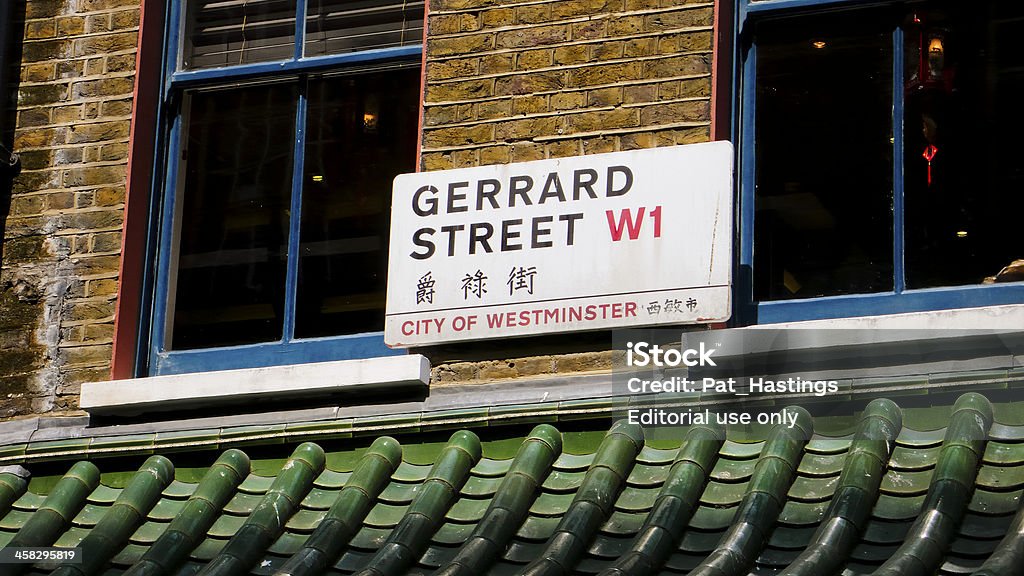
xmin=171 ymin=83 xmax=297 ymax=349
xmin=294 ymin=68 xmax=419 ymax=339
xmin=904 ymin=2 xmax=1024 ymax=288
xmin=183 ymin=0 xmax=297 ymax=70
xmin=305 ymin=0 xmax=424 ymax=57
xmin=754 ymin=11 xmax=894 ymax=301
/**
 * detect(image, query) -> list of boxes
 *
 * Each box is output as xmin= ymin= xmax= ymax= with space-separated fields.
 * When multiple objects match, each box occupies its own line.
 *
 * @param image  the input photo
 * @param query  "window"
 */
xmin=739 ymin=0 xmax=1024 ymax=323
xmin=147 ymin=0 xmax=423 ymax=375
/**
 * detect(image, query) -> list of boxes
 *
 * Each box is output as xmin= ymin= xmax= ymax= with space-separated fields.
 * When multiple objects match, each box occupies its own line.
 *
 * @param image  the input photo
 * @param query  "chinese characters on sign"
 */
xmin=386 ymin=142 xmax=734 ymax=346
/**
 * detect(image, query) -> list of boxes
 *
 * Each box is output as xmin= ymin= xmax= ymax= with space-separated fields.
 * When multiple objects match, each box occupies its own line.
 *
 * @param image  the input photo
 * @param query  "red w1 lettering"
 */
xmin=606 ymin=206 xmax=662 ymax=241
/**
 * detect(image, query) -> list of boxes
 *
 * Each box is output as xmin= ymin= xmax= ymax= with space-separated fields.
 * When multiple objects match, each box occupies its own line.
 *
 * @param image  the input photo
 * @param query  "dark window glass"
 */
xmin=171 ymin=83 xmax=297 ymax=349
xmin=754 ymin=11 xmax=894 ymax=301
xmin=305 ymin=0 xmax=424 ymax=57
xmin=183 ymin=0 xmax=298 ymax=70
xmin=295 ymin=68 xmax=419 ymax=338
xmin=903 ymin=2 xmax=1024 ymax=288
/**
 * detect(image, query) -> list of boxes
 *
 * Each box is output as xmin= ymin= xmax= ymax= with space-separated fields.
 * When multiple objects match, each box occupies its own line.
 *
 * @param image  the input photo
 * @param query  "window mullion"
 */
xmin=282 ymin=81 xmax=308 ymax=343
xmin=295 ymin=0 xmax=307 ymax=60
xmin=739 ymin=39 xmax=757 ymax=323
xmin=893 ymin=25 xmax=905 ymax=294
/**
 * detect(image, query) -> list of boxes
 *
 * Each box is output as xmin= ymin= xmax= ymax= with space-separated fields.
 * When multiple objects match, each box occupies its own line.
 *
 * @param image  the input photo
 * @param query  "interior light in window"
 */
xmin=363 ymin=112 xmax=378 ymax=131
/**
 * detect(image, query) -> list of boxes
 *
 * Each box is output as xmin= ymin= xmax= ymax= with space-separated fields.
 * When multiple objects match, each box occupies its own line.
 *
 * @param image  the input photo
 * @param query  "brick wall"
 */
xmin=0 ymin=0 xmax=138 ymax=417
xmin=421 ymin=0 xmax=716 ymax=383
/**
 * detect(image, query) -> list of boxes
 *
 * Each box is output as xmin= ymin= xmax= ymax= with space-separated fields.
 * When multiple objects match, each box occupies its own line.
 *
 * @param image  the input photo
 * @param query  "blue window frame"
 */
xmin=144 ymin=0 xmax=424 ymax=375
xmin=735 ymin=0 xmax=1024 ymax=324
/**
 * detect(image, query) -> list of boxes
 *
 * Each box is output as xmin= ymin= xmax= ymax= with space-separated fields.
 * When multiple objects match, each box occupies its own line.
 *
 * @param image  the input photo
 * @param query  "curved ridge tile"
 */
xmin=124 ymin=449 xmax=250 ymax=576
xmin=434 ymin=424 xmax=563 ymax=576
xmin=51 ymin=456 xmax=175 ymax=576
xmin=688 ymin=406 xmax=813 ymax=576
xmin=517 ymin=420 xmax=645 ymax=576
xmin=970 ymin=499 xmax=1024 ymax=576
xmin=352 ymin=431 xmax=482 ymax=576
xmin=199 ymin=443 xmax=326 ymax=576
xmin=596 ymin=420 xmax=725 ymax=576
xmin=5 ymin=461 xmax=100 ymax=576
xmin=778 ymin=398 xmax=902 ymax=576
xmin=0 ymin=467 xmax=29 ymax=518
xmin=872 ymin=393 xmax=995 ymax=576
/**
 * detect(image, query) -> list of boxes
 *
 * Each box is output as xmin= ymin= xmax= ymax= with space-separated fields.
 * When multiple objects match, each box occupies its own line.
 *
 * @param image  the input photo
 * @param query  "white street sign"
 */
xmin=385 ymin=141 xmax=734 ymax=346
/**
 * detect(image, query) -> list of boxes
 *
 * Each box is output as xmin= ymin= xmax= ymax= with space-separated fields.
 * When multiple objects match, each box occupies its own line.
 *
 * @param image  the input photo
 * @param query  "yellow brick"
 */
xmin=512 ymin=142 xmax=544 ymax=161
xmin=495 ymin=72 xmax=563 ymax=96
xmin=511 ymin=94 xmax=548 ymax=115
xmin=495 ymin=116 xmax=559 ymax=140
xmin=495 ymin=25 xmax=568 ymax=49
xmin=516 ymin=49 xmax=551 ymax=71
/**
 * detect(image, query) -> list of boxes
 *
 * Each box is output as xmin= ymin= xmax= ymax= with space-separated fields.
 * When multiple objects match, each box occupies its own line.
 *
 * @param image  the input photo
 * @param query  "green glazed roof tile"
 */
xmin=11 ymin=490 xmax=44 ymax=511
xmin=880 ymin=469 xmax=933 ymax=496
xmin=445 ymin=496 xmax=488 ymax=523
xmin=191 ymin=536 xmax=228 ymax=560
xmin=268 ymin=531 xmax=310 ymax=555
xmin=895 ymin=427 xmax=946 ymax=447
xmin=207 ymin=512 xmax=246 ymax=537
xmin=612 ymin=485 xmax=658 ymax=512
xmin=600 ymin=510 xmax=646 ymax=535
xmin=976 ymin=464 xmax=1024 ymax=490
xmin=796 ymin=452 xmax=846 ymax=477
xmin=348 ymin=525 xmax=390 ymax=550
xmin=626 ymin=462 xmax=669 ymax=487
xmin=1 ymin=394 xmax=1022 ymax=576
xmin=636 ymin=445 xmax=678 ymax=464
xmin=778 ymin=500 xmax=829 ymax=526
xmin=299 ymin=487 xmax=339 ymax=510
xmin=990 ymin=423 xmax=1024 ymax=441
xmin=967 ymin=488 xmax=1022 ymax=515
xmin=378 ymin=480 xmax=417 ymax=504
xmin=552 ymin=452 xmax=594 ymax=471
xmin=529 ymin=490 xmax=574 ymax=517
xmin=719 ymin=440 xmax=763 ymax=459
xmin=85 ymin=483 xmax=120 ymax=504
xmin=541 ymin=469 xmax=584 ymax=493
xmin=221 ymin=490 xmax=261 ymax=514
xmin=679 ymin=528 xmax=725 ymax=553
xmin=787 ymin=474 xmax=839 ymax=502
xmin=862 ymin=518 xmax=912 ymax=544
xmin=959 ymin=512 xmax=1016 ymax=539
xmin=0 ymin=508 xmax=29 ymax=530
xmin=889 ymin=444 xmax=941 ymax=470
xmin=983 ymin=441 xmax=1024 ymax=465
xmin=872 ymin=493 xmax=925 ymax=520
xmin=129 ymin=520 xmax=167 ymax=544
xmin=392 ymin=461 xmax=431 ymax=482
xmin=237 ymin=474 xmax=275 ymax=494
xmin=699 ymin=480 xmax=746 ymax=506
xmin=365 ymin=502 xmax=409 ymax=528
xmin=688 ymin=504 xmax=735 ymax=530
xmin=804 ymin=435 xmax=852 ymax=455
xmin=69 ymin=502 xmax=107 ymax=526
xmin=469 ymin=458 xmax=513 ymax=478
xmin=284 ymin=509 xmax=327 ymax=532
xmin=432 ymin=521 xmax=475 ymax=545
xmin=516 ymin=514 xmax=559 ymax=541
xmin=110 ymin=542 xmax=148 ymax=565
xmin=710 ymin=457 xmax=756 ymax=482
xmin=312 ymin=468 xmax=350 ymax=488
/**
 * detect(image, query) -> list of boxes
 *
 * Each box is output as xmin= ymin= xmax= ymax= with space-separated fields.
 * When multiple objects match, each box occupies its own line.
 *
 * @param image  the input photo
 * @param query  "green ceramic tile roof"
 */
xmin=3 ymin=393 xmax=1024 ymax=575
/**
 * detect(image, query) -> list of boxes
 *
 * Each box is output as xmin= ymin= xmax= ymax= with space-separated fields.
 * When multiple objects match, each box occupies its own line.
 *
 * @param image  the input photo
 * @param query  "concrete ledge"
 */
xmin=81 ymin=355 xmax=431 ymax=416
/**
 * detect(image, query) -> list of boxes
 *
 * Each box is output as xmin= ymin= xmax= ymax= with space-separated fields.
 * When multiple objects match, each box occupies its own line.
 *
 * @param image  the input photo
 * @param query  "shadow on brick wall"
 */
xmin=0 ymin=1 xmax=26 ymax=263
